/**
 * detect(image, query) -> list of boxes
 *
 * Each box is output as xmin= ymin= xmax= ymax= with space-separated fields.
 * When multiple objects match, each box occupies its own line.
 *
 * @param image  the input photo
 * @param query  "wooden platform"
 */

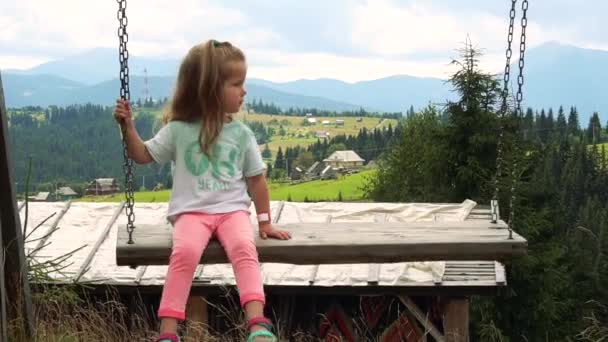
xmin=116 ymin=211 xmax=527 ymax=266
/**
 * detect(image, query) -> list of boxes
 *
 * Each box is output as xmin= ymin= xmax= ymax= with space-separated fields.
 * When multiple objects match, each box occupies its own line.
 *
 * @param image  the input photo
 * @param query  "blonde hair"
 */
xmin=163 ymin=40 xmax=245 ymax=155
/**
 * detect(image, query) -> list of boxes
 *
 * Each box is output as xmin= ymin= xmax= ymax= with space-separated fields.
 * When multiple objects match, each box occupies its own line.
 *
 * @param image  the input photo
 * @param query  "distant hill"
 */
xmin=6 ymin=48 xmax=179 ymax=85
xmin=521 ymin=41 xmax=608 ymax=124
xmin=2 ymin=41 xmax=607 ymax=123
xmin=2 ymin=73 xmax=361 ymax=111
xmin=247 ymin=75 xmax=453 ymax=113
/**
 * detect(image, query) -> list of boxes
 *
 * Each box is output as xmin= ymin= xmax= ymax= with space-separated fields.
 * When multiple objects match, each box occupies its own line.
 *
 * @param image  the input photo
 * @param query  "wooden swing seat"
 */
xmin=116 ymin=205 xmax=527 ymax=266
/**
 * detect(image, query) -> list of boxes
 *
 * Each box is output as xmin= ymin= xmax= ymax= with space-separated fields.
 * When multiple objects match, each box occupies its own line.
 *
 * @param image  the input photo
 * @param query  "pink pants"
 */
xmin=158 ymin=210 xmax=265 ymax=320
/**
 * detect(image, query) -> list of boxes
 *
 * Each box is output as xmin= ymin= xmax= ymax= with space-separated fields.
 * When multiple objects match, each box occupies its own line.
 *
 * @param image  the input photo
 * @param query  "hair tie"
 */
xmin=211 ymin=39 xmax=220 ymax=47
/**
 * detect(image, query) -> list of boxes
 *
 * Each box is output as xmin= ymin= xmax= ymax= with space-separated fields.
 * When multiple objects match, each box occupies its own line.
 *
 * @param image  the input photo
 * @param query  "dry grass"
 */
xmin=576 ymin=301 xmax=608 ymax=342
xmin=6 ymin=284 xmax=325 ymax=342
xmin=6 ymin=284 xmax=416 ymax=341
xmin=8 ymin=286 xmax=152 ymax=342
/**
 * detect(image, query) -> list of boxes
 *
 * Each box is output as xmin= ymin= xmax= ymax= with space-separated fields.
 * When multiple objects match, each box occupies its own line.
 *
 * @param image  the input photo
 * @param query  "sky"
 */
xmin=0 ymin=0 xmax=606 ymax=82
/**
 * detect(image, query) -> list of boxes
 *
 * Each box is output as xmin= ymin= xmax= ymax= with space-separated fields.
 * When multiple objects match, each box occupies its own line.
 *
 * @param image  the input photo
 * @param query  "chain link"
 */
xmin=117 ymin=0 xmax=136 ymax=244
xmin=492 ymin=0 xmax=517 ymax=223
xmin=507 ymin=0 xmax=528 ymax=239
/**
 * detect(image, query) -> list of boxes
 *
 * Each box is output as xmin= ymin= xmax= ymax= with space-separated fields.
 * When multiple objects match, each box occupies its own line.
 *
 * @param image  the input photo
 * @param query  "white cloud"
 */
xmin=0 ymin=0 xmax=279 ymax=61
xmin=1 ymin=0 xmax=606 ymax=79
xmin=351 ymin=1 xmax=468 ymax=55
xmin=0 ymin=55 xmax=52 ymax=70
xmin=349 ymin=0 xmax=556 ymax=57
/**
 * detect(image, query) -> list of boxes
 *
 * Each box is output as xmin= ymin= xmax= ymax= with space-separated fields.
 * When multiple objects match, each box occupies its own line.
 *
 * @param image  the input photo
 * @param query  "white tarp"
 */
xmin=18 ymin=200 xmax=477 ymax=287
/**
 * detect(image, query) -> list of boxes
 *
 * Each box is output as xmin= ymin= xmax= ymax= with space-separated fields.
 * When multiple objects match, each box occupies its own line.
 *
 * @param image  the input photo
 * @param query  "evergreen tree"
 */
xmin=556 ymin=106 xmax=567 ymax=140
xmin=568 ymin=106 xmax=580 ymax=136
xmin=587 ymin=112 xmax=602 ymax=143
xmin=443 ymin=43 xmax=501 ymax=201
xmin=274 ymin=147 xmax=284 ymax=170
xmin=262 ymin=144 xmax=272 ymax=159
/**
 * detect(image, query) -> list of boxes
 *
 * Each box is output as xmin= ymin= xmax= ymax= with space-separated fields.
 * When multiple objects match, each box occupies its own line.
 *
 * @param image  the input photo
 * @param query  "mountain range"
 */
xmin=2 ymin=41 xmax=606 ymax=124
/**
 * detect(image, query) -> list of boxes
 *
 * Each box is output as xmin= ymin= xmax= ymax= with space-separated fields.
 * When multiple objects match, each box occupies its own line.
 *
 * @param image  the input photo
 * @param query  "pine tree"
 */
xmin=443 ymin=42 xmax=501 ymax=201
xmin=587 ymin=112 xmax=602 ymax=144
xmin=274 ymin=147 xmax=284 ymax=170
xmin=262 ymin=144 xmax=272 ymax=159
xmin=556 ymin=106 xmax=567 ymax=141
xmin=568 ymin=106 xmax=580 ymax=136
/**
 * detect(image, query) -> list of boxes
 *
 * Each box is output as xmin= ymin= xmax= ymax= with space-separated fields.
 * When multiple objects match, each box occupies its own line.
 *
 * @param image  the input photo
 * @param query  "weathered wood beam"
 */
xmin=116 ymin=221 xmax=527 ymax=266
xmin=444 ymin=297 xmax=469 ymax=342
xmin=398 ymin=295 xmax=445 ymax=342
xmin=0 ymin=71 xmax=34 ymax=339
xmin=494 ymin=261 xmax=506 ymax=285
xmin=185 ymin=296 xmax=208 ymax=340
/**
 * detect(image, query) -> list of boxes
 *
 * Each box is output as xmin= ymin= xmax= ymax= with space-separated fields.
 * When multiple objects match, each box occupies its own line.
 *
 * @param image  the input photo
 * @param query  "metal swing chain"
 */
xmin=117 ymin=0 xmax=136 ymax=244
xmin=492 ymin=0 xmax=517 ymax=225
xmin=507 ymin=0 xmax=529 ymax=238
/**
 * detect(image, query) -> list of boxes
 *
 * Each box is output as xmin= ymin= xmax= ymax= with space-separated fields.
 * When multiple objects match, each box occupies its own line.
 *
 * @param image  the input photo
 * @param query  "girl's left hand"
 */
xmin=259 ymin=224 xmax=291 ymax=240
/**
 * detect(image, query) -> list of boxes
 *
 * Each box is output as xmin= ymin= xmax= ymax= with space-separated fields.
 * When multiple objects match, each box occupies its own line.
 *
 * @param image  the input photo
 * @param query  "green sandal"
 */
xmin=247 ymin=329 xmax=277 ymax=342
xmin=246 ymin=317 xmax=277 ymax=342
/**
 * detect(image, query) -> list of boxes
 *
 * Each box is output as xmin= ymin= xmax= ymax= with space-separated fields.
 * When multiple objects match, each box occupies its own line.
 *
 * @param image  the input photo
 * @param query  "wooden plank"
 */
xmin=444 ymin=272 xmax=495 ymax=277
xmin=74 ymin=202 xmax=125 ymax=282
xmin=134 ymin=266 xmax=147 ymax=284
xmin=31 ymin=200 xmax=72 ymax=257
xmin=445 ymin=270 xmax=493 ymax=274
xmin=273 ymin=201 xmax=285 ymax=222
xmin=0 ymin=220 xmax=8 ymax=341
xmin=368 ymin=214 xmax=386 ymax=284
xmin=367 ymin=265 xmax=381 ymax=284
xmin=185 ymin=296 xmax=208 ymax=340
xmin=194 ymin=265 xmax=205 ymax=279
xmin=445 ymin=267 xmax=495 ymax=272
xmin=446 ymin=265 xmax=494 ymax=269
xmin=309 ymin=215 xmax=332 ymax=285
xmin=443 ymin=277 xmax=495 ymax=282
xmin=444 ymin=298 xmax=469 ymax=342
xmin=495 ymin=261 xmax=506 ymax=285
xmin=116 ymin=221 xmax=527 ymax=266
xmin=398 ymin=296 xmax=445 ymax=342
xmin=0 ymin=72 xmax=34 ymax=339
xmin=446 ymin=261 xmax=495 ymax=267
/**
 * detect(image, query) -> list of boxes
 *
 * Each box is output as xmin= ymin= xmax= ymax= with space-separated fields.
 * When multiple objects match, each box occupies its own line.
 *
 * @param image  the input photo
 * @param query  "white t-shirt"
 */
xmin=144 ymin=119 xmax=265 ymax=222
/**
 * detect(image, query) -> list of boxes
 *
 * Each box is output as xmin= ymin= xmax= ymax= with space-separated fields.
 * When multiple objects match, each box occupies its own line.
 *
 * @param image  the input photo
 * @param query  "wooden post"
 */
xmin=444 ymin=298 xmax=469 ymax=342
xmin=185 ymin=295 xmax=208 ymax=341
xmin=0 ymin=72 xmax=35 ymax=338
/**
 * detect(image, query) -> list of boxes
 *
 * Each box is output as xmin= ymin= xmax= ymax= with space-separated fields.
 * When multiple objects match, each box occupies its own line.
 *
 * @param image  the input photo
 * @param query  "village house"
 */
xmin=56 ymin=186 xmax=79 ymax=200
xmin=28 ymin=191 xmax=50 ymax=202
xmin=315 ymin=131 xmax=330 ymax=139
xmin=85 ymin=178 xmax=120 ymax=196
xmin=320 ymin=164 xmax=338 ymax=179
xmin=323 ymin=150 xmax=365 ymax=170
xmin=306 ymin=161 xmax=327 ymax=179
xmin=290 ymin=166 xmax=305 ymax=181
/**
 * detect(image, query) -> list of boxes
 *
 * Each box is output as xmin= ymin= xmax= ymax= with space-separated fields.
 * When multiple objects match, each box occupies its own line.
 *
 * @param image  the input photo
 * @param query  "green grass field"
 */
xmin=268 ymin=169 xmax=376 ymax=202
xmin=78 ymin=169 xmax=376 ymax=203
